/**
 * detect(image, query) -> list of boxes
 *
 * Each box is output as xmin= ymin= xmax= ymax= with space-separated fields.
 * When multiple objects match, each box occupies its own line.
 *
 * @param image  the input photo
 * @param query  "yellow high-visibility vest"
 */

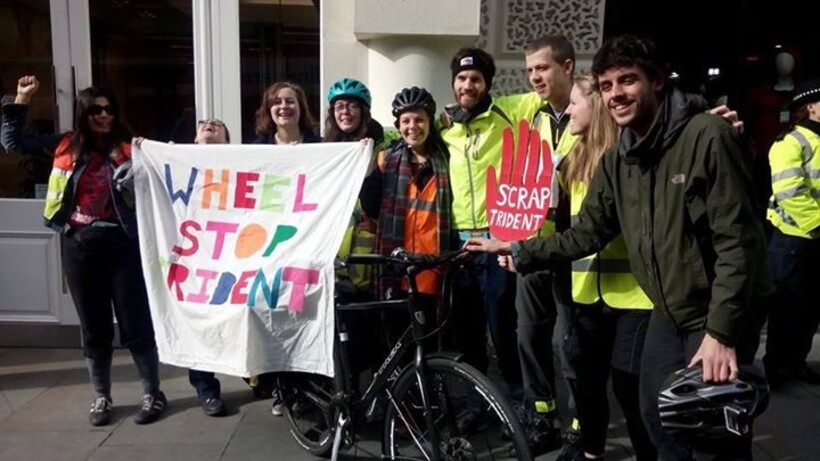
xmin=336 ymin=200 xmax=376 ymax=291
xmin=442 ymin=92 xmax=542 ymax=230
xmin=530 ymin=106 xmax=579 ymax=237
xmin=569 ymin=181 xmax=653 ymax=309
xmin=44 ymin=133 xmax=131 ymax=229
xmin=767 ymin=125 xmax=820 ymax=239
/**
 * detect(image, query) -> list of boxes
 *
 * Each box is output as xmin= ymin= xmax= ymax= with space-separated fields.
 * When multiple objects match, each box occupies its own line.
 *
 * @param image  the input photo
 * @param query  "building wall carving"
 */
xmin=475 ymin=0 xmax=605 ymax=95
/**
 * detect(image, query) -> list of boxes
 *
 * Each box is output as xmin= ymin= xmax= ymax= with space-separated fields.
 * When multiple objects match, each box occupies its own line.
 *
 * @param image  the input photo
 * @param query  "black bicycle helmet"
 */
xmin=659 ymin=365 xmax=769 ymax=444
xmin=391 ymin=86 xmax=436 ymax=119
xmin=328 ymin=77 xmax=372 ymax=107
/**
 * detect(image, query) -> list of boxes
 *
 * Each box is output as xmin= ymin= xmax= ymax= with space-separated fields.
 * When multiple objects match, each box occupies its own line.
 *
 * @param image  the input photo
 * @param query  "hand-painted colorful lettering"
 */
xmin=132 ymin=140 xmax=371 ymax=377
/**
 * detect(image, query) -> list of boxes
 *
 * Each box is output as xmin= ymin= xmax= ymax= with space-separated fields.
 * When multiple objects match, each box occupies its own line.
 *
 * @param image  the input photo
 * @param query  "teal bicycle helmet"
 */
xmin=327 ymin=78 xmax=372 ymax=108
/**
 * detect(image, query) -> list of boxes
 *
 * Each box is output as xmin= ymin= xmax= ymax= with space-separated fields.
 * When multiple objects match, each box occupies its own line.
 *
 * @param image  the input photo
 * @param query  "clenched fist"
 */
xmin=15 ymin=75 xmax=40 ymax=104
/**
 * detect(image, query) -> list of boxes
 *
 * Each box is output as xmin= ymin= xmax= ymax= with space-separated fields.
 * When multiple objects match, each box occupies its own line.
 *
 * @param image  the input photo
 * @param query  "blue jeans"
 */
xmin=189 ymin=369 xmax=221 ymax=401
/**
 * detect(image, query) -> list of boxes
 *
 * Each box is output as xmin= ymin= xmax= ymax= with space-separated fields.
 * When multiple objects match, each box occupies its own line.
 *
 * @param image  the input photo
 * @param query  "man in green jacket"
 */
xmin=465 ymin=35 xmax=769 ymax=460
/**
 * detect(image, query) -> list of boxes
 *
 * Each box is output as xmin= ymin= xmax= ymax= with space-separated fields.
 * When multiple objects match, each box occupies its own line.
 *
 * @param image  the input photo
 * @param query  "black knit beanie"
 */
xmin=451 ymin=49 xmax=496 ymax=91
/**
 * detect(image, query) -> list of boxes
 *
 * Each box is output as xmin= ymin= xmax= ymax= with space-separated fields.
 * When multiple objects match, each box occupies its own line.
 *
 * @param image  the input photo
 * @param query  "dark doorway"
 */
xmin=604 ymin=0 xmax=819 ymax=85
xmin=604 ymin=0 xmax=819 ymax=154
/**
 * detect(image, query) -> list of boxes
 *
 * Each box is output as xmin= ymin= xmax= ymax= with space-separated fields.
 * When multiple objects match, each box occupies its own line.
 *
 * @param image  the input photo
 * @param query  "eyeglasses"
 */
xmin=88 ymin=104 xmax=115 ymax=116
xmin=333 ymin=101 xmax=361 ymax=113
xmin=198 ymin=119 xmax=226 ymax=128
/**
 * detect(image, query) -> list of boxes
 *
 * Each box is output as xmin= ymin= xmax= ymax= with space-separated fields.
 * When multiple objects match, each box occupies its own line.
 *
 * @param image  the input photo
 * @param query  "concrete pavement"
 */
xmin=1 ymin=334 xmax=818 ymax=460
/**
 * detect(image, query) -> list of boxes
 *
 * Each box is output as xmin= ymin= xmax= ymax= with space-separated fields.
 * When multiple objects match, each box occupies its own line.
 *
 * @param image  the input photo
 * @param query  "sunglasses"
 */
xmin=88 ymin=104 xmax=116 ymax=116
xmin=198 ymin=119 xmax=226 ymax=128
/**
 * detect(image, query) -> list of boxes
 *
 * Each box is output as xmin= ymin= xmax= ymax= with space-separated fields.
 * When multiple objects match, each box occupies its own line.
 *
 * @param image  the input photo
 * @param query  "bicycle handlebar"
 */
xmin=336 ymin=248 xmax=470 ymax=349
xmin=341 ymin=248 xmax=469 ymax=270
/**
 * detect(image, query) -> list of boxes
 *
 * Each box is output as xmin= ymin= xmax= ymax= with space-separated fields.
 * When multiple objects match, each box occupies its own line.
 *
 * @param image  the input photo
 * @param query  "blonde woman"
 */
xmin=558 ymin=72 xmax=655 ymax=460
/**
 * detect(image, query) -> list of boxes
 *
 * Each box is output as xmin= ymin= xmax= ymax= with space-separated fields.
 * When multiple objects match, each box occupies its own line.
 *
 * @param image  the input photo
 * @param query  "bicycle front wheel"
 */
xmin=382 ymin=358 xmax=531 ymax=460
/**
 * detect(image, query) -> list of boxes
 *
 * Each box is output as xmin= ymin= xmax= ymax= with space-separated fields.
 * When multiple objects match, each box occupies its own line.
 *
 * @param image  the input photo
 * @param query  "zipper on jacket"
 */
xmin=107 ymin=160 xmax=129 ymax=237
xmin=465 ymin=126 xmax=479 ymax=229
xmin=647 ymin=165 xmax=679 ymax=329
xmin=409 ymin=166 xmax=423 ymax=254
xmin=419 ymin=166 xmax=440 ymax=253
xmin=56 ymin=158 xmax=86 ymax=229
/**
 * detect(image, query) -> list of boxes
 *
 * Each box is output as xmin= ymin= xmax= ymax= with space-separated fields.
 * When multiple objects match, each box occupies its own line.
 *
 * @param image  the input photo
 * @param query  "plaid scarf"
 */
xmin=375 ymin=141 xmax=452 ymax=298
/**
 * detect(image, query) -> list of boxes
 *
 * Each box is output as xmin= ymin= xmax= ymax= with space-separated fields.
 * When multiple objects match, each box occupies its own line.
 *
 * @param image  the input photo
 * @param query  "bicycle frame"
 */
xmin=334 ymin=262 xmax=437 ymax=413
xmin=278 ymin=250 xmax=471 ymax=460
xmin=330 ymin=253 xmax=467 ymax=458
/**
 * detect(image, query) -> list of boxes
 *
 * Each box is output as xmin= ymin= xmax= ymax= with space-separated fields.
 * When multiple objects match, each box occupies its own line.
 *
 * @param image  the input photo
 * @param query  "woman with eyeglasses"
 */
xmin=195 ymin=119 xmax=229 ymax=144
xmin=185 ymin=118 xmax=230 ymax=417
xmin=1 ymin=75 xmax=167 ymax=427
xmin=323 ymin=78 xmax=389 ymax=397
xmin=325 ymin=78 xmax=387 ymax=299
xmin=253 ymin=81 xmax=320 ymax=145
xmin=324 ymin=78 xmax=385 ymax=145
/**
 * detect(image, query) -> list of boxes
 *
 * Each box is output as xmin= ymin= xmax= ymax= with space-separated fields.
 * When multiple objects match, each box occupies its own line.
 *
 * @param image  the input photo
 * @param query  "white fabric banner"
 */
xmin=133 ymin=140 xmax=371 ymax=377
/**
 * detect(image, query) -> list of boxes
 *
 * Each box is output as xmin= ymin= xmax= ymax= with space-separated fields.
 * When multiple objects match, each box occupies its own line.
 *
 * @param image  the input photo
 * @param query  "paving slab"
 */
xmin=1 ymin=342 xmax=819 ymax=460
xmin=87 ymin=443 xmax=226 ymax=461
xmin=0 ymin=429 xmax=110 ymax=461
xmin=103 ymin=400 xmax=243 ymax=446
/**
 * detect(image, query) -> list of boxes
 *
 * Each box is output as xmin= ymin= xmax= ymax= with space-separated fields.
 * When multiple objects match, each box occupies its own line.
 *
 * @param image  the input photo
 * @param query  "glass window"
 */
xmin=0 ymin=0 xmax=55 ymax=198
xmin=89 ymin=0 xmax=195 ymax=143
xmin=239 ymin=0 xmax=319 ymax=143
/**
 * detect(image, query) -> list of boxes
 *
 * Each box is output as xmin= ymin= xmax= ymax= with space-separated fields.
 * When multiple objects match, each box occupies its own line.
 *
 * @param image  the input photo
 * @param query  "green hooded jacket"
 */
xmin=517 ymin=88 xmax=770 ymax=346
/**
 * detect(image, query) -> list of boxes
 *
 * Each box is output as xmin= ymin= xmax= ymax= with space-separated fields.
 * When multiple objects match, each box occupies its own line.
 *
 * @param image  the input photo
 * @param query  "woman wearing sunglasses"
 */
xmin=1 ymin=75 xmax=167 ymax=427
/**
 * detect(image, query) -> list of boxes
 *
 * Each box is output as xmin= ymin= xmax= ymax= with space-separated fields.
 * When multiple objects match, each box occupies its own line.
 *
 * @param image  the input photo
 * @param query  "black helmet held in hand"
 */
xmin=658 ymin=365 xmax=769 ymax=443
xmin=391 ymin=86 xmax=436 ymax=119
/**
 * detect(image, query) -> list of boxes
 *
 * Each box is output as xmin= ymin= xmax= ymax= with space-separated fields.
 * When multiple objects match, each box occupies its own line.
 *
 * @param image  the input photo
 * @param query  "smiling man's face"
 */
xmin=597 ymin=64 xmax=662 ymax=138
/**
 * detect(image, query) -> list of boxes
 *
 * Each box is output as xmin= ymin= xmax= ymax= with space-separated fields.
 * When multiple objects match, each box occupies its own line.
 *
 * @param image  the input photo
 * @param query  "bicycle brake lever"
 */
xmin=389 ymin=247 xmax=409 ymax=261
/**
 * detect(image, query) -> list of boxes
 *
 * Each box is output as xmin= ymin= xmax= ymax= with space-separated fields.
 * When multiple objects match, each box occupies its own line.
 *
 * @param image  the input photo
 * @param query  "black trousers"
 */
xmin=765 ymin=228 xmax=820 ymax=371
xmin=62 ymin=226 xmax=157 ymax=360
xmin=515 ymin=270 xmax=559 ymax=409
xmin=568 ymin=304 xmax=655 ymax=460
xmin=639 ymin=309 xmax=758 ymax=461
xmin=449 ymin=246 xmax=521 ymax=389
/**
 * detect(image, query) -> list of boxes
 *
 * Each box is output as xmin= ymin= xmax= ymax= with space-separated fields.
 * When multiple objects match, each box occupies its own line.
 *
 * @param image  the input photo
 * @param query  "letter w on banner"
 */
xmin=133 ymin=140 xmax=371 ymax=377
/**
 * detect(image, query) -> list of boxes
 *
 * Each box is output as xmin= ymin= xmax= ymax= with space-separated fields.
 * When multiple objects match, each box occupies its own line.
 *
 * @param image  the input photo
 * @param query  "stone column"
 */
xmin=321 ymin=0 xmax=481 ymax=130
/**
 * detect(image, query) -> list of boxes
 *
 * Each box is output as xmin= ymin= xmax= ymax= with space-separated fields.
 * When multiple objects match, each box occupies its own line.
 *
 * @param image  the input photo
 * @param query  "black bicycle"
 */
xmin=278 ymin=248 xmax=531 ymax=460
